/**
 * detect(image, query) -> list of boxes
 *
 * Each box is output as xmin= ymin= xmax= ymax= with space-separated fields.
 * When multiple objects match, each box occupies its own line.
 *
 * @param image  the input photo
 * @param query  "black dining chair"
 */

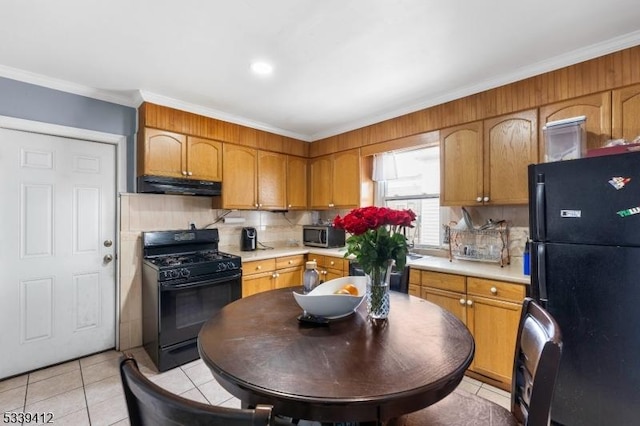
xmin=120 ymin=353 xmax=291 ymax=426
xmin=388 ymin=297 xmax=563 ymax=426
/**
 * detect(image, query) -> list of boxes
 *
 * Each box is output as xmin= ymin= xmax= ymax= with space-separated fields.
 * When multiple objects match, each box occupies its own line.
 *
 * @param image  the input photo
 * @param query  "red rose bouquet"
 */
xmin=333 ymin=206 xmax=416 ymax=273
xmin=333 ymin=206 xmax=416 ymax=319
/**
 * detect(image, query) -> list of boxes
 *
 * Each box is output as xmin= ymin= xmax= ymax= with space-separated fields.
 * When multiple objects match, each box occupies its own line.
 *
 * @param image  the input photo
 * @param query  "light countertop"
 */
xmin=221 ymin=245 xmax=530 ymax=285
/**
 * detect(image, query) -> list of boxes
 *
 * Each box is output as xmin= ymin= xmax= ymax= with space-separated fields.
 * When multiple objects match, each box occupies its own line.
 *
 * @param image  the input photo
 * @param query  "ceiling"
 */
xmin=1 ymin=1 xmax=640 ymax=141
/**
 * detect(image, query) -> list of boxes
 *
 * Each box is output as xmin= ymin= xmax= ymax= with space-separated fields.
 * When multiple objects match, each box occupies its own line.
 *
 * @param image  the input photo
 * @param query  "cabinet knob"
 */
xmin=187 ymin=171 xmax=193 ymax=176
xmin=330 ymin=261 xmax=335 ymax=266
xmin=476 ymin=197 xmax=482 ymax=202
xmin=329 ymin=203 xmax=334 ymax=207
xmin=288 ymin=204 xmax=292 ymax=208
xmin=483 ymin=196 xmax=490 ymax=202
xmin=255 ymin=203 xmax=259 ymax=208
xmin=272 ymin=272 xmax=279 ymax=278
xmin=459 ymin=298 xmax=466 ymax=305
xmin=490 ymin=286 xmax=498 ymax=295
xmin=466 ymin=299 xmax=473 ymax=306
xmin=288 ymin=260 xmax=293 ymax=264
xmin=182 ymin=171 xmax=188 ymax=176
xmin=256 ymin=265 xmax=262 ymax=270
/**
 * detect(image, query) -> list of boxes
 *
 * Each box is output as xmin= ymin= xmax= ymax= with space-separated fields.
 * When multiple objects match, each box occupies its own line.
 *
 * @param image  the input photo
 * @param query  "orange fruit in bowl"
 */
xmin=343 ymin=284 xmax=359 ymax=296
xmin=334 ymin=288 xmax=351 ymax=295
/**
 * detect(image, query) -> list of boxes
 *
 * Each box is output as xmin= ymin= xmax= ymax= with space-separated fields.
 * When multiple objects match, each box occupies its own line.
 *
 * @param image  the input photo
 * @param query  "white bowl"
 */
xmin=293 ymin=276 xmax=367 ymax=318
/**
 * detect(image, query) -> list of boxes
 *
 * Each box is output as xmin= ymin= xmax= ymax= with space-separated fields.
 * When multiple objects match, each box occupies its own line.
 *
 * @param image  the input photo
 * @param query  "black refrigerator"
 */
xmin=528 ymin=151 xmax=640 ymax=426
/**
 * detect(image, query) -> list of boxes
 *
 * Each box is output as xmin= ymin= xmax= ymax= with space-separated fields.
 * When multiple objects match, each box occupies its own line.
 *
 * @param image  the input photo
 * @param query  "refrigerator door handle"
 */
xmin=534 ymin=176 xmax=546 ymax=241
xmin=536 ymin=243 xmax=547 ymax=305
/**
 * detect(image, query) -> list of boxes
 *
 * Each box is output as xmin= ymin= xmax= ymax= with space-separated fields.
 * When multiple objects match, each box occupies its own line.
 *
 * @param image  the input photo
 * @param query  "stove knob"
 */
xmin=227 ymin=261 xmax=237 ymax=270
xmin=180 ymin=268 xmax=190 ymax=278
xmin=217 ymin=262 xmax=228 ymax=272
xmin=170 ymin=270 xmax=180 ymax=279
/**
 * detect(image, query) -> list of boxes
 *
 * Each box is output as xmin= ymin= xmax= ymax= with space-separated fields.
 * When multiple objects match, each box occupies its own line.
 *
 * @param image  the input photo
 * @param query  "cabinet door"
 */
xmin=612 ymin=83 xmax=640 ymax=140
xmin=323 ymin=268 xmax=344 ymax=282
xmin=440 ymin=121 xmax=484 ymax=206
xmin=141 ymin=129 xmax=186 ymax=178
xmin=258 ymin=151 xmax=287 ymax=210
xmin=275 ymin=266 xmax=303 ymax=289
xmin=309 ymin=156 xmax=333 ymax=209
xmin=466 ymin=295 xmax=522 ymax=385
xmin=222 ymin=145 xmax=257 ymax=209
xmin=484 ymin=109 xmax=538 ymax=205
xmin=242 ymin=272 xmax=274 ymax=298
xmin=287 ymin=156 xmax=308 ymax=210
xmin=421 ymin=287 xmax=467 ymax=326
xmin=539 ymin=92 xmax=612 ymax=160
xmin=187 ymin=136 xmax=222 ymax=181
xmin=408 ymin=268 xmax=421 ymax=297
xmin=332 ymin=149 xmax=361 ymax=208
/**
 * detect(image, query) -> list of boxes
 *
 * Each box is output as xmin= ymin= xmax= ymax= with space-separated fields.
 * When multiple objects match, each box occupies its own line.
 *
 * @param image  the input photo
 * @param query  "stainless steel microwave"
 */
xmin=303 ymin=225 xmax=346 ymax=248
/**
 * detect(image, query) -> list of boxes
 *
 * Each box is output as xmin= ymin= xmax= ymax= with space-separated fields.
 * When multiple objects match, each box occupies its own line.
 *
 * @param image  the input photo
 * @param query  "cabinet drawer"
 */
xmin=307 ymin=254 xmax=325 ymax=266
xmin=467 ymin=277 xmax=525 ymax=302
xmin=421 ymin=271 xmax=466 ymax=293
xmin=324 ymin=256 xmax=347 ymax=272
xmin=243 ymin=258 xmax=276 ymax=276
xmin=276 ymin=255 xmax=305 ymax=270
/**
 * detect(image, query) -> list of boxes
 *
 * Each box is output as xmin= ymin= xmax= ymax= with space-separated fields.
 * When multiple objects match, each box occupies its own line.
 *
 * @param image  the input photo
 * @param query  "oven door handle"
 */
xmin=161 ymin=273 xmax=242 ymax=291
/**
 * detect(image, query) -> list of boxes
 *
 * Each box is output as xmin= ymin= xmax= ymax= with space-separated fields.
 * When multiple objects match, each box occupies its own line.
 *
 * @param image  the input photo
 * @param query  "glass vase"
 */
xmin=365 ymin=259 xmax=395 ymax=320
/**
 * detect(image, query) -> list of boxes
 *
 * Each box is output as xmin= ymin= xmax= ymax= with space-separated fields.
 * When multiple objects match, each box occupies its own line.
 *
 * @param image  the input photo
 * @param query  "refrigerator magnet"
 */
xmin=616 ymin=206 xmax=640 ymax=217
xmin=608 ymin=176 xmax=630 ymax=190
xmin=560 ymin=210 xmax=581 ymax=218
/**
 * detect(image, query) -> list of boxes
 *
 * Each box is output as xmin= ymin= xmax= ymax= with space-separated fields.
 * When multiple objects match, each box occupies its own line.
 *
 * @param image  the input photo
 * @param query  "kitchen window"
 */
xmin=376 ymin=146 xmax=441 ymax=248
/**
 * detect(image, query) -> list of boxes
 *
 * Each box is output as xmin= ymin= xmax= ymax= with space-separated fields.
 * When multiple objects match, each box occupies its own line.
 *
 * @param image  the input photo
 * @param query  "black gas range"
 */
xmin=141 ymin=228 xmax=242 ymax=371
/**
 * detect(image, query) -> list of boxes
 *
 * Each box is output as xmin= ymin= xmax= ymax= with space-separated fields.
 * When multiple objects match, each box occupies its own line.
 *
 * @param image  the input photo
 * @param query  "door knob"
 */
xmin=104 ymin=239 xmax=113 ymax=247
xmin=104 ymin=254 xmax=113 ymax=263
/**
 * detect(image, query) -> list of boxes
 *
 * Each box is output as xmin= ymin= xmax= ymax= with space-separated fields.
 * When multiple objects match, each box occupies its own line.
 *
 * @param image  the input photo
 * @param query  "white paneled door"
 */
xmin=0 ymin=128 xmax=116 ymax=379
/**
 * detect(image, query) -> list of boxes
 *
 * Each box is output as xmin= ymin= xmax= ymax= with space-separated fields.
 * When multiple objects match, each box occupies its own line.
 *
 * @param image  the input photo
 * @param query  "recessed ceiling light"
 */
xmin=250 ymin=61 xmax=273 ymax=75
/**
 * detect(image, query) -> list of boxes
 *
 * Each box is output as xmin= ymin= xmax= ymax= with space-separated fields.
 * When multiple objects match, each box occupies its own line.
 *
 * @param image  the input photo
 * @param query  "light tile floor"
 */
xmin=0 ymin=347 xmax=510 ymax=425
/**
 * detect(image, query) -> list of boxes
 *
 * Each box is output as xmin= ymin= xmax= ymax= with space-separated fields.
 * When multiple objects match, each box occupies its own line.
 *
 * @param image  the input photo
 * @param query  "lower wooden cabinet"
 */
xmin=308 ymin=254 xmax=349 ymax=282
xmin=242 ymin=255 xmax=305 ymax=297
xmin=412 ymin=269 xmax=525 ymax=390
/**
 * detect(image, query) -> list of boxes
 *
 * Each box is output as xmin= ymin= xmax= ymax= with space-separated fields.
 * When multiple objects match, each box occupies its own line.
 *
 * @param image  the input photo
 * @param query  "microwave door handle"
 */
xmin=320 ymin=229 xmax=327 ymax=244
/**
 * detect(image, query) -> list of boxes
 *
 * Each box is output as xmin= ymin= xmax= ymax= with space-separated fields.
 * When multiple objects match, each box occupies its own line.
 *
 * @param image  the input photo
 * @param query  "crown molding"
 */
xmin=2 ymin=30 xmax=639 ymax=143
xmin=310 ymin=30 xmax=640 ymax=141
xmin=0 ymin=64 xmax=139 ymax=108
xmin=139 ymin=91 xmax=311 ymax=142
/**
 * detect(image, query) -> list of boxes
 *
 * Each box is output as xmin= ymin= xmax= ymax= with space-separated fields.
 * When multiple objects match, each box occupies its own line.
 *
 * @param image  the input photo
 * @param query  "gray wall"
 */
xmin=0 ymin=77 xmax=137 ymax=191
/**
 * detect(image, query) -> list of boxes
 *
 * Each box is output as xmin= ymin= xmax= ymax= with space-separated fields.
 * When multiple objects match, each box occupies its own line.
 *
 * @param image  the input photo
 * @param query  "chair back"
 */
xmin=511 ymin=298 xmax=563 ymax=426
xmin=119 ymin=354 xmax=273 ymax=426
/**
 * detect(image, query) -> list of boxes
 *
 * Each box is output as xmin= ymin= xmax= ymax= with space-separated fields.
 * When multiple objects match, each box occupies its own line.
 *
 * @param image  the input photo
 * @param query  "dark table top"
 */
xmin=198 ymin=288 xmax=474 ymax=423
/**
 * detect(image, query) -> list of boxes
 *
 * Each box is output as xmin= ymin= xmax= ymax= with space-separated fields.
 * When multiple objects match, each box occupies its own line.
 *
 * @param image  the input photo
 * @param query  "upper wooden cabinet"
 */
xmin=612 ymin=83 xmax=640 ymax=141
xmin=441 ymin=110 xmax=537 ymax=206
xmin=258 ymin=150 xmax=287 ymax=210
xmin=483 ymin=110 xmax=538 ymax=205
xmin=138 ymin=128 xmax=186 ymax=178
xmin=538 ymin=92 xmax=612 ymax=161
xmin=309 ymin=149 xmax=372 ymax=210
xmin=221 ymin=144 xmax=286 ymax=210
xmin=138 ymin=128 xmax=222 ymax=181
xmin=440 ymin=121 xmax=484 ymax=206
xmin=287 ymin=156 xmax=308 ymax=210
xmin=187 ymin=136 xmax=223 ymax=181
xmin=222 ymin=144 xmax=258 ymax=209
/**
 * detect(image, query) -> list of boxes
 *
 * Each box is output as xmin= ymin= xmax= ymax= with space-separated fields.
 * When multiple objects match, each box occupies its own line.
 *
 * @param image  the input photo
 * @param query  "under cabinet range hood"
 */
xmin=137 ymin=175 xmax=222 ymax=196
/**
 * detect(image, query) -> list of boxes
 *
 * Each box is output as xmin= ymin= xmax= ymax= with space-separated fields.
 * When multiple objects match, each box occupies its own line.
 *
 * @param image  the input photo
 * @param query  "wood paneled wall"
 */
xmin=311 ymin=45 xmax=640 ymax=157
xmin=140 ymin=102 xmax=309 ymax=157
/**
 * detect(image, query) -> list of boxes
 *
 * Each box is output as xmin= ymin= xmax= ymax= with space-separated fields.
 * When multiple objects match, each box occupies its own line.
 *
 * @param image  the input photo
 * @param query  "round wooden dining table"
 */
xmin=198 ymin=287 xmax=474 ymax=424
